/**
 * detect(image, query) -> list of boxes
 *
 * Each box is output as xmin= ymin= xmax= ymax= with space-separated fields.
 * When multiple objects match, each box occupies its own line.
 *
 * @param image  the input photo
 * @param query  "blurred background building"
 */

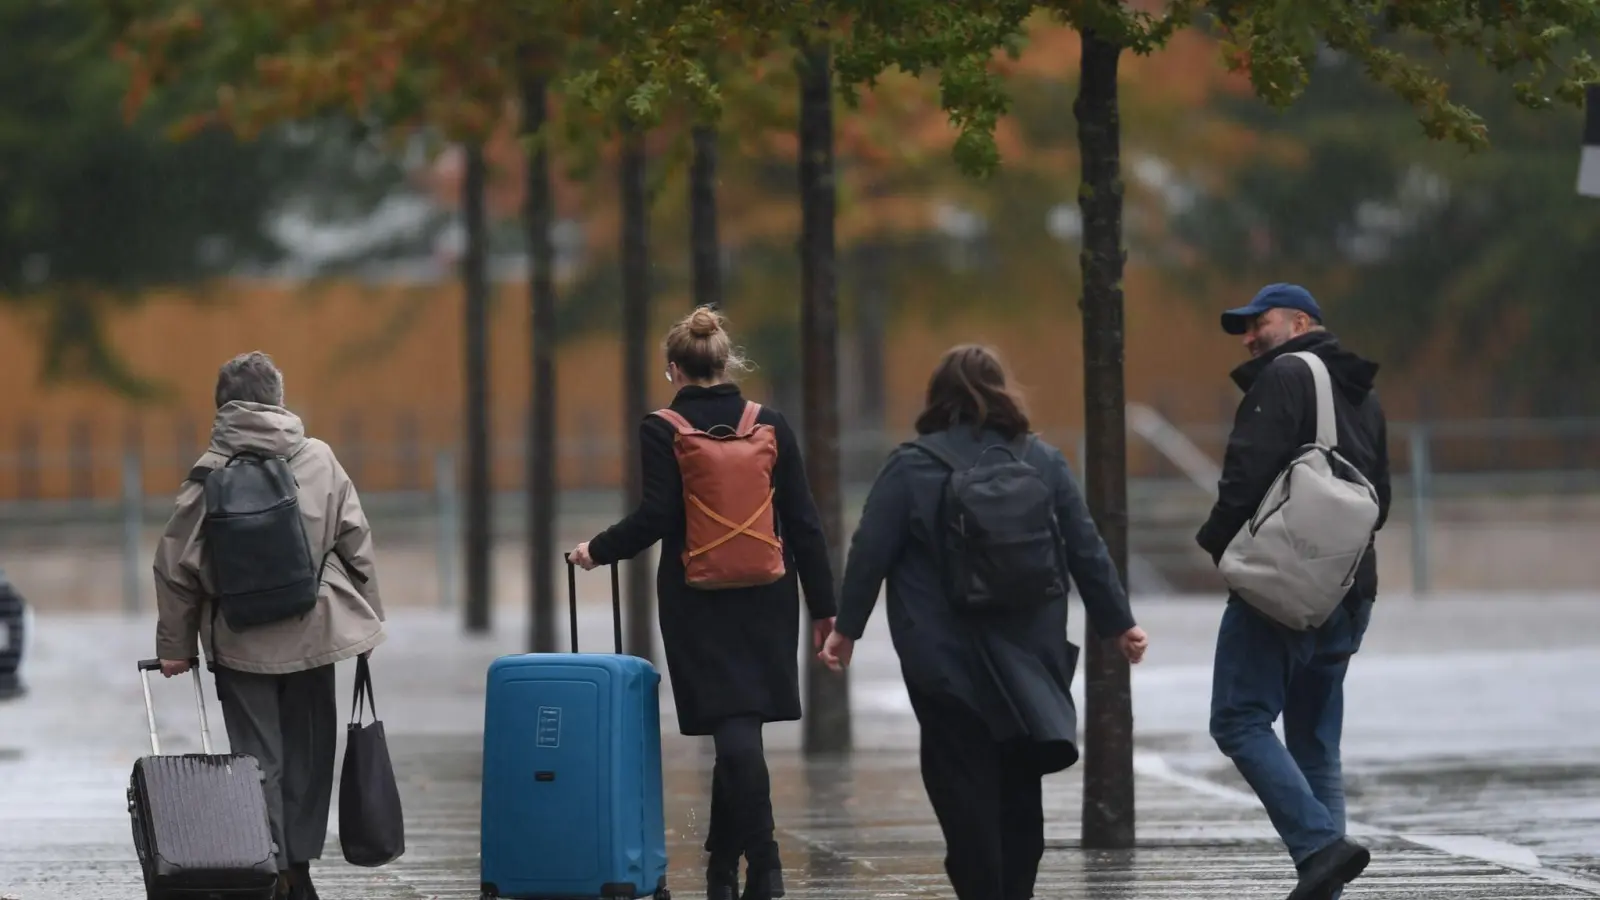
xmin=3 ymin=8 xmax=1596 ymax=613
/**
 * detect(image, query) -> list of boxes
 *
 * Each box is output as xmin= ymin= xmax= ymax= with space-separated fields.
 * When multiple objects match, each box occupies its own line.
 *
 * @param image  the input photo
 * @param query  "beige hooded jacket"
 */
xmin=153 ymin=401 xmax=386 ymax=674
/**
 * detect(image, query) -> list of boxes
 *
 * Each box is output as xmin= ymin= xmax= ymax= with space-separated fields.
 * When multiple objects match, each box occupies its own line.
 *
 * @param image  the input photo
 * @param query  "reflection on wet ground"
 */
xmin=1347 ymin=757 xmax=1600 ymax=878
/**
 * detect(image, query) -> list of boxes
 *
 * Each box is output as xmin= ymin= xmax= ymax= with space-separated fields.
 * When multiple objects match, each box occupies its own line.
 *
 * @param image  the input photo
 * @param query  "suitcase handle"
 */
xmin=136 ymin=657 xmax=213 ymax=757
xmin=564 ymin=555 xmax=624 ymax=655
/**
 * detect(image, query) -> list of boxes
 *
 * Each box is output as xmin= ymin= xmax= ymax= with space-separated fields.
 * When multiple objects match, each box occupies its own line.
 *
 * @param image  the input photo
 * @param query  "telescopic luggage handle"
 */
xmin=136 ymin=657 xmax=213 ymax=756
xmin=564 ymin=554 xmax=624 ymax=655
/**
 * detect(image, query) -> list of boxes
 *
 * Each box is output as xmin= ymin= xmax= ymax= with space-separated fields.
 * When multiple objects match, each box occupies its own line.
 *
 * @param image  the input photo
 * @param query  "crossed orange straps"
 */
xmin=685 ymin=490 xmax=782 ymax=560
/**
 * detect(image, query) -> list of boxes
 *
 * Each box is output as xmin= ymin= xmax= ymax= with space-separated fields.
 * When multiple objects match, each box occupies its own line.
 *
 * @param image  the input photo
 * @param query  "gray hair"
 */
xmin=214 ymin=351 xmax=285 ymax=408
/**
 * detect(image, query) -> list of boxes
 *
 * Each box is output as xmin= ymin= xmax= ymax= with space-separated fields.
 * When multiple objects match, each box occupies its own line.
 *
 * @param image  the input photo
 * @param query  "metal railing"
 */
xmin=3 ymin=414 xmax=1599 ymax=610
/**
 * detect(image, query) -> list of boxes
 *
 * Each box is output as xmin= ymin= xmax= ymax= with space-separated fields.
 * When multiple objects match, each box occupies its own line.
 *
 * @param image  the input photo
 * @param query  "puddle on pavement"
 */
xmin=1343 ymin=755 xmax=1600 ymax=871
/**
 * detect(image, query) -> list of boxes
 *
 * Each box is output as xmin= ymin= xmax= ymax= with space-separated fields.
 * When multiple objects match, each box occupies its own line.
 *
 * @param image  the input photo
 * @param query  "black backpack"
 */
xmin=908 ymin=433 xmax=1069 ymax=614
xmin=188 ymin=451 xmax=321 ymax=631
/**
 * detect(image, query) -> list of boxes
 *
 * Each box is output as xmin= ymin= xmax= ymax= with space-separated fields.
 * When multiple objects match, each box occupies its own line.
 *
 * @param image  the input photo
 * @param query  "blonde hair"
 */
xmin=664 ymin=306 xmax=753 ymax=381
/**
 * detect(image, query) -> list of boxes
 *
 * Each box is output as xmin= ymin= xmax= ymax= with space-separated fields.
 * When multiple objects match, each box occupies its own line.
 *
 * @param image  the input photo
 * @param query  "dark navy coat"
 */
xmin=835 ymin=425 xmax=1136 ymax=772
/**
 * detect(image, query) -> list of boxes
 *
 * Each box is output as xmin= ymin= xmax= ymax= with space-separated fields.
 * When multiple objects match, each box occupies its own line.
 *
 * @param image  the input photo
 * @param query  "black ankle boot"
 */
xmin=740 ymin=843 xmax=784 ymax=900
xmin=706 ymin=862 xmax=739 ymax=900
xmin=1287 ymin=837 xmax=1369 ymax=900
xmin=739 ymin=867 xmax=784 ymax=900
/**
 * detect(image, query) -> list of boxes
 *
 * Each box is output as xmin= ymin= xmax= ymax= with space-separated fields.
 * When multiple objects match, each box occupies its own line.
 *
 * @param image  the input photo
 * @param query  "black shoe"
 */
xmin=288 ymin=862 xmax=321 ymax=900
xmin=739 ymin=867 xmax=784 ymax=900
xmin=740 ymin=840 xmax=784 ymax=900
xmin=1286 ymin=838 xmax=1370 ymax=900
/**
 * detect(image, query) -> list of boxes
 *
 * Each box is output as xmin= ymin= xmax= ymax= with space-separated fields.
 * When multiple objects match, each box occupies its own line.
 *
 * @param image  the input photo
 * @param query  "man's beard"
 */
xmin=1248 ymin=333 xmax=1287 ymax=357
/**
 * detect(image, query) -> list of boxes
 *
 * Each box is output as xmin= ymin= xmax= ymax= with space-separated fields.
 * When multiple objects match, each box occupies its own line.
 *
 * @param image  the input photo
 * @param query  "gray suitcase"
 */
xmin=127 ymin=657 xmax=279 ymax=899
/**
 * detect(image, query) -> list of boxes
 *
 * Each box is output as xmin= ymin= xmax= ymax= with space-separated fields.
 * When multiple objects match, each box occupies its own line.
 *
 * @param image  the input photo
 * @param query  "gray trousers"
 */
xmin=214 ymin=663 xmax=338 ymax=870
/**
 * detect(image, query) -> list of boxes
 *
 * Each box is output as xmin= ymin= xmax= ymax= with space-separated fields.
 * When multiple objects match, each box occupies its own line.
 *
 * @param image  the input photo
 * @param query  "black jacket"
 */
xmin=1196 ymin=331 xmax=1391 ymax=602
xmin=837 ymin=425 xmax=1136 ymax=772
xmin=587 ymin=383 xmax=836 ymax=735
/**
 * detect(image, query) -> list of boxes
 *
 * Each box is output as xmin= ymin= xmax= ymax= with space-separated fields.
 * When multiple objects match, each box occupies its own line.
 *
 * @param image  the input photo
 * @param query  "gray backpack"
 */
xmin=1219 ymin=352 xmax=1382 ymax=630
xmin=908 ymin=433 xmax=1069 ymax=614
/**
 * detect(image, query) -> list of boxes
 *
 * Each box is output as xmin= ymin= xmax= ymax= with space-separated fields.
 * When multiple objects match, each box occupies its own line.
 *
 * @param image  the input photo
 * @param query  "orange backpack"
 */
xmin=651 ymin=401 xmax=787 ymax=589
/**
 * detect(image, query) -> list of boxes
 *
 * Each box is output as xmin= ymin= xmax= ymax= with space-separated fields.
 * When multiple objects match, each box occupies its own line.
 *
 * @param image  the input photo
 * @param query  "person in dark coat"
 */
xmin=570 ymin=306 xmax=837 ymax=900
xmin=818 ymin=344 xmax=1148 ymax=900
xmin=1196 ymin=283 xmax=1391 ymax=900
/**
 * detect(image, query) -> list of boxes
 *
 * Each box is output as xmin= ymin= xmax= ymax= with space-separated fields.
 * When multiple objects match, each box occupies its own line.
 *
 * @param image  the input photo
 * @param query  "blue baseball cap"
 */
xmin=1220 ymin=283 xmax=1323 ymax=335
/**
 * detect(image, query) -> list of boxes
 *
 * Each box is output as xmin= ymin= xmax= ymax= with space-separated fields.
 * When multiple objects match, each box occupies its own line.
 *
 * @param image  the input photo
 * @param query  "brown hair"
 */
xmin=913 ymin=344 xmax=1032 ymax=440
xmin=664 ymin=305 xmax=752 ymax=381
xmin=215 ymin=351 xmax=285 ymax=408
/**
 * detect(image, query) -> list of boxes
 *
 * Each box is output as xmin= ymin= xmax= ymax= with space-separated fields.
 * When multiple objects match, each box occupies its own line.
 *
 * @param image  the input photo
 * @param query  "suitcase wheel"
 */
xmin=655 ymin=891 xmax=671 ymax=900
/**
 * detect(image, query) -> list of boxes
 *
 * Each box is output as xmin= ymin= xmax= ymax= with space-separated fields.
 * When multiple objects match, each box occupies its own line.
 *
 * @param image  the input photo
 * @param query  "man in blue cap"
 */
xmin=1218 ymin=283 xmax=1324 ymax=357
xmin=1197 ymin=283 xmax=1393 ymax=900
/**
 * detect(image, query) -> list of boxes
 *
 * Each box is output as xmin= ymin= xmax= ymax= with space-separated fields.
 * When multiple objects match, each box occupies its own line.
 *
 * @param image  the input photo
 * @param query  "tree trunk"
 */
xmin=690 ymin=125 xmax=722 ymax=310
xmin=797 ymin=40 xmax=851 ymax=756
xmin=620 ymin=121 xmax=654 ymax=662
xmin=462 ymin=142 xmax=493 ymax=635
xmin=523 ymin=73 xmax=559 ymax=654
xmin=1075 ymin=29 xmax=1135 ymax=849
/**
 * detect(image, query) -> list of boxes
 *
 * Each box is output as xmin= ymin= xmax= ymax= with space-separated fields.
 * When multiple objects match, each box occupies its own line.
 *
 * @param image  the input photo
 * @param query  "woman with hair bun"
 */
xmin=571 ymin=306 xmax=837 ymax=900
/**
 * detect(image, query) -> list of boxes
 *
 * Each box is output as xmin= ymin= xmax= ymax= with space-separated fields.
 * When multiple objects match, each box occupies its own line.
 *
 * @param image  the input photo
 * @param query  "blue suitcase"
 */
xmin=480 ymin=559 xmax=670 ymax=900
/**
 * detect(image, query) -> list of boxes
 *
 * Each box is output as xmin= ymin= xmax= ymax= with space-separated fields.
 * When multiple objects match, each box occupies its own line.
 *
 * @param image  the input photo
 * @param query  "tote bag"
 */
xmin=339 ymin=652 xmax=406 ymax=866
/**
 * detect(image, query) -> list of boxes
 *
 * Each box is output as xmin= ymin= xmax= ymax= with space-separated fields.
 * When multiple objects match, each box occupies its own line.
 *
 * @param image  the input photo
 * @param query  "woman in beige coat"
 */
xmin=154 ymin=351 xmax=386 ymax=900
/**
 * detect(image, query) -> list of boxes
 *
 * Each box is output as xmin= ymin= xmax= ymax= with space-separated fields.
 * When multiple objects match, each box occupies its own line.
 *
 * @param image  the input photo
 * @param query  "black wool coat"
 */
xmin=835 ymin=425 xmax=1137 ymax=773
xmin=588 ymin=383 xmax=837 ymax=736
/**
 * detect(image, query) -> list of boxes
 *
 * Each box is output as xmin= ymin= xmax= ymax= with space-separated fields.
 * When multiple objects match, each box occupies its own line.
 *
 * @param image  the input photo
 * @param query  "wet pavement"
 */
xmin=5 ymin=591 xmax=1600 ymax=898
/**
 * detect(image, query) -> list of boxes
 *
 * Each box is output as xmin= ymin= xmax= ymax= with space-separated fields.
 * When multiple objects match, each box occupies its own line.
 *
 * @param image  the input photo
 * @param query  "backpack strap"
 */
xmin=908 ymin=432 xmax=1036 ymax=471
xmin=1287 ymin=351 xmax=1338 ymax=449
xmin=651 ymin=409 xmax=696 ymax=434
xmin=735 ymin=401 xmax=763 ymax=435
xmin=972 ymin=441 xmax=1028 ymax=465
xmin=188 ymin=450 xmax=270 ymax=482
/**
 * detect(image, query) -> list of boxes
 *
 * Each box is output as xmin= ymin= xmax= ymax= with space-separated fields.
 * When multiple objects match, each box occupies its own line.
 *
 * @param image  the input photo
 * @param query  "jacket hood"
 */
xmin=1231 ymin=331 xmax=1379 ymax=404
xmin=207 ymin=401 xmax=308 ymax=458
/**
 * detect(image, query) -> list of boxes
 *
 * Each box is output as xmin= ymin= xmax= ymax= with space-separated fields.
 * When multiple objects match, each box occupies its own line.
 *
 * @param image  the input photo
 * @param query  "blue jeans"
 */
xmin=1209 ymin=595 xmax=1374 ymax=868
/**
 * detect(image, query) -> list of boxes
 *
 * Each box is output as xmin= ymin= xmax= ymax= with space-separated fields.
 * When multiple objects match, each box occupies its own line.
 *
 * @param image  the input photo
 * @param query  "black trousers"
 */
xmin=908 ymin=686 xmax=1046 ymax=900
xmin=213 ymin=663 xmax=338 ymax=870
xmin=703 ymin=716 xmax=779 ymax=870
